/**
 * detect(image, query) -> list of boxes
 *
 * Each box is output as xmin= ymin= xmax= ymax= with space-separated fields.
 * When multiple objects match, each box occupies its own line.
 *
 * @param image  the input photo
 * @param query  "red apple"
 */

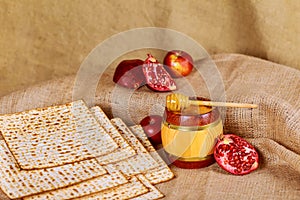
xmin=139 ymin=115 xmax=163 ymax=145
xmin=163 ymin=50 xmax=194 ymax=78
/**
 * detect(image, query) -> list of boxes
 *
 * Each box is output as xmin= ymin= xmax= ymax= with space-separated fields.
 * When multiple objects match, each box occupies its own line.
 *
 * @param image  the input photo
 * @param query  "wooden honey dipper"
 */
xmin=166 ymin=93 xmax=258 ymax=111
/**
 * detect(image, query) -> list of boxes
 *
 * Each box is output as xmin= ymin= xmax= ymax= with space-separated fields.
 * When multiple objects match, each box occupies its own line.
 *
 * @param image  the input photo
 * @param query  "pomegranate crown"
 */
xmin=145 ymin=54 xmax=158 ymax=63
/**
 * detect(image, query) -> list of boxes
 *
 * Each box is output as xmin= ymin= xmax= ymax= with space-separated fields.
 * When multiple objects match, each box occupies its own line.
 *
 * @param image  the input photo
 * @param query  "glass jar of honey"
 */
xmin=161 ymin=97 xmax=223 ymax=169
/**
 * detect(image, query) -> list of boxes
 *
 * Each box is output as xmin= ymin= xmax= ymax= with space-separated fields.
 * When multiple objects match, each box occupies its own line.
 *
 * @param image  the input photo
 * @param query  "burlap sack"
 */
xmin=0 ymin=54 xmax=299 ymax=199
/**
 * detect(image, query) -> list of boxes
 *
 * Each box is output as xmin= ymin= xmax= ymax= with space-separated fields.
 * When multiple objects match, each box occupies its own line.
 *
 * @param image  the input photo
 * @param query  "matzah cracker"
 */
xmin=90 ymin=106 xmax=136 ymax=164
xmin=131 ymin=174 xmax=164 ymax=200
xmin=0 ymin=100 xmax=118 ymax=170
xmin=24 ymin=164 xmax=128 ymax=200
xmin=130 ymin=125 xmax=175 ymax=184
xmin=76 ymin=176 xmax=148 ymax=200
xmin=129 ymin=125 xmax=158 ymax=153
xmin=110 ymin=118 xmax=159 ymax=177
xmin=0 ymin=141 xmax=106 ymax=199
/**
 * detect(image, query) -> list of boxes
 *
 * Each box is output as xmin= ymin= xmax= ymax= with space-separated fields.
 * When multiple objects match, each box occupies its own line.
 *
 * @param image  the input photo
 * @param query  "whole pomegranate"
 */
xmin=214 ymin=134 xmax=259 ymax=175
xmin=113 ymin=59 xmax=145 ymax=89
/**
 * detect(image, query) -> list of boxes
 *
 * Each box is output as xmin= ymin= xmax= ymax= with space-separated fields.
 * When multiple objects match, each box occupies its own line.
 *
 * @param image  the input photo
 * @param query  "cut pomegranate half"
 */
xmin=214 ymin=134 xmax=259 ymax=175
xmin=142 ymin=54 xmax=177 ymax=92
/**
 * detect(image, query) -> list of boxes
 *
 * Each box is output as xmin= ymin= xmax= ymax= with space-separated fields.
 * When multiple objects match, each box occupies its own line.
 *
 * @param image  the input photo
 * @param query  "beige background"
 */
xmin=0 ymin=0 xmax=299 ymax=97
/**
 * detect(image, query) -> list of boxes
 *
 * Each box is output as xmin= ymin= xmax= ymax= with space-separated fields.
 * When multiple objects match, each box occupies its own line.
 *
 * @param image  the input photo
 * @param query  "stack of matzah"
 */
xmin=0 ymin=100 xmax=174 ymax=199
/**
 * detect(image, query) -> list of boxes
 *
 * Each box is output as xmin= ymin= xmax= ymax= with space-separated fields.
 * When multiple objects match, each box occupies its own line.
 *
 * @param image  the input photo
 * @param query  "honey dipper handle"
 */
xmin=189 ymin=100 xmax=258 ymax=108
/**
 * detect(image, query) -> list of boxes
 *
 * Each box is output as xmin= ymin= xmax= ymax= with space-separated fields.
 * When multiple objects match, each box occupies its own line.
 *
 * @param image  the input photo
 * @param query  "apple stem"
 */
xmin=146 ymin=54 xmax=157 ymax=63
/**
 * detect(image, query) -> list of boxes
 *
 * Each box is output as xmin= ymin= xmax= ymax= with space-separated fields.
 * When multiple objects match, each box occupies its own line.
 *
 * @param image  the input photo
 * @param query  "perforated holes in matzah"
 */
xmin=24 ymin=165 xmax=128 ymax=200
xmin=90 ymin=106 xmax=136 ymax=164
xmin=130 ymin=125 xmax=175 ymax=184
xmin=0 ymin=141 xmax=106 ymax=199
xmin=0 ymin=100 xmax=118 ymax=170
xmin=110 ymin=118 xmax=159 ymax=177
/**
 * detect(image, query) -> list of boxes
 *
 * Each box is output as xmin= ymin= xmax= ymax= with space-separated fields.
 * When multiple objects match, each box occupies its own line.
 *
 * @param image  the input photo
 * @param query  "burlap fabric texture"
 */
xmin=0 ymin=54 xmax=299 ymax=199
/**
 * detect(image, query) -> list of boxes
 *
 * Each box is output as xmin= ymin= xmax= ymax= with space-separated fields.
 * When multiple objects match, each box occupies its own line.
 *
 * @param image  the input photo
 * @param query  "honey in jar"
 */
xmin=161 ymin=97 xmax=223 ymax=169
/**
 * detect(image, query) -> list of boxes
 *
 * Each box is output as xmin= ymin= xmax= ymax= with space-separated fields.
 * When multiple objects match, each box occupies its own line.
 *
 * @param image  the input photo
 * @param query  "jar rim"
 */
xmin=163 ymin=105 xmax=220 ymax=127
